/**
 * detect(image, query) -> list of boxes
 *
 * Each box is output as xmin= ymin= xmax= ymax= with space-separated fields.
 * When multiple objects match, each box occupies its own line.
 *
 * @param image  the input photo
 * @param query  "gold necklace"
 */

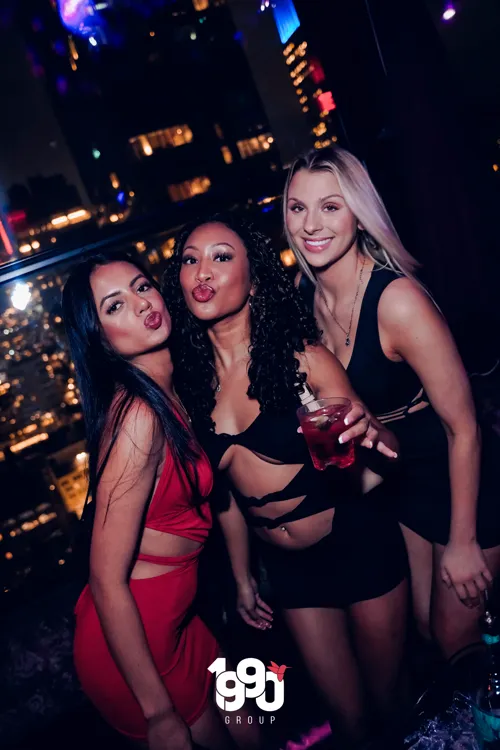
xmin=318 ymin=255 xmax=366 ymax=347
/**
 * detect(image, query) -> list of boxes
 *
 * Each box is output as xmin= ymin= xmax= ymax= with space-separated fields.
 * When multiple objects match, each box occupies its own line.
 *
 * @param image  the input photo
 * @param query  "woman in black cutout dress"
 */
xmin=163 ymin=212 xmax=409 ymax=747
xmin=284 ymin=145 xmax=500 ymax=661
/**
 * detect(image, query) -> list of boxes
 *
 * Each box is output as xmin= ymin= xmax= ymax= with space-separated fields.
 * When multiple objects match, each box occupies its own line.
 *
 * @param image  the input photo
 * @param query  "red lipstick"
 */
xmin=192 ymin=284 xmax=215 ymax=303
xmin=144 ymin=311 xmax=162 ymax=330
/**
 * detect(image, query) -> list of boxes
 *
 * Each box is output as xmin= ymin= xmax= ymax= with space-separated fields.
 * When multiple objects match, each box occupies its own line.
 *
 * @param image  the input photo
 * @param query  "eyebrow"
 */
xmin=99 ymin=273 xmax=145 ymax=310
xmin=287 ymin=193 xmax=344 ymax=203
xmin=182 ymin=241 xmax=235 ymax=252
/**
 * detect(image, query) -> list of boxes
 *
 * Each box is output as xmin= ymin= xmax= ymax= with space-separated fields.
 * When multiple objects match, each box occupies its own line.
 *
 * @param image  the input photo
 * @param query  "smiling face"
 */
xmin=286 ymin=168 xmax=360 ymax=268
xmin=179 ymin=222 xmax=252 ymax=322
xmin=90 ymin=260 xmax=171 ymax=359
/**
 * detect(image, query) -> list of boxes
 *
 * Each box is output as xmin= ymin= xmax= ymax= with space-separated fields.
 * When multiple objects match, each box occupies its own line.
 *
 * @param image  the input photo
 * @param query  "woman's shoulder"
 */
xmin=297 ymin=341 xmax=343 ymax=376
xmin=104 ymin=393 xmax=162 ymax=458
xmin=377 ymin=274 xmax=435 ymax=325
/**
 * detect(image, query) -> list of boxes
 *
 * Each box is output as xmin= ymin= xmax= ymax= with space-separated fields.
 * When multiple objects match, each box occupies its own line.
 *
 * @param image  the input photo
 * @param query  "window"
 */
xmin=221 ymin=146 xmax=233 ymax=164
xmin=129 ymin=125 xmax=194 ymax=159
xmin=193 ymin=0 xmax=209 ymax=9
xmin=236 ymin=134 xmax=274 ymax=159
xmin=161 ymin=238 xmax=175 ymax=259
xmin=168 ymin=177 xmax=211 ymax=202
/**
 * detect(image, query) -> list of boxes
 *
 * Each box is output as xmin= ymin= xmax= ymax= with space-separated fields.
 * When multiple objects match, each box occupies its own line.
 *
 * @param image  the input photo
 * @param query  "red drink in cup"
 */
xmin=297 ymin=397 xmax=355 ymax=470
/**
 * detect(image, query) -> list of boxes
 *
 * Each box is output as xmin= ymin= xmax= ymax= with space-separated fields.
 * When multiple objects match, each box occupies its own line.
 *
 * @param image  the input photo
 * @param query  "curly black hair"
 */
xmin=162 ymin=211 xmax=321 ymax=431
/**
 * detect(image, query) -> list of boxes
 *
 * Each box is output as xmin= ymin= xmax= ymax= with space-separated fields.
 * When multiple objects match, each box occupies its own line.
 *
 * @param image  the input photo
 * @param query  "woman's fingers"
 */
xmin=339 ymin=417 xmax=369 ymax=444
xmin=474 ymin=574 xmax=488 ymax=593
xmin=481 ymin=565 xmax=494 ymax=584
xmin=441 ymin=568 xmax=452 ymax=588
xmin=255 ymin=609 xmax=272 ymax=627
xmin=255 ymin=595 xmax=273 ymax=616
xmin=375 ymin=440 xmax=399 ymax=459
xmin=453 ymin=582 xmax=471 ymax=605
xmin=238 ymin=607 xmax=267 ymax=629
xmin=359 ymin=423 xmax=378 ymax=450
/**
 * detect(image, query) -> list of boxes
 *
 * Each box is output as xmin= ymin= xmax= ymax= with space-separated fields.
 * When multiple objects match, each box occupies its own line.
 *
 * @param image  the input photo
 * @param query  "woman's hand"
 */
xmin=441 ymin=540 xmax=493 ymax=606
xmin=147 ymin=709 xmax=192 ymax=750
xmin=236 ymin=577 xmax=273 ymax=630
xmin=340 ymin=402 xmax=398 ymax=459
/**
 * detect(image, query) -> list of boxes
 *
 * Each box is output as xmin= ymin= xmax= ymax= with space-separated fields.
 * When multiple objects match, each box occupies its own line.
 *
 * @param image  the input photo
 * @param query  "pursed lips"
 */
xmin=192 ymin=284 xmax=215 ymax=303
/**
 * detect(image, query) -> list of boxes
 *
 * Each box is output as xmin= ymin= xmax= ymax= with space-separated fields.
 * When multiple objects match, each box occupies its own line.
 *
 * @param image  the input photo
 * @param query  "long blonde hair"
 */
xmin=283 ymin=146 xmax=420 ymax=285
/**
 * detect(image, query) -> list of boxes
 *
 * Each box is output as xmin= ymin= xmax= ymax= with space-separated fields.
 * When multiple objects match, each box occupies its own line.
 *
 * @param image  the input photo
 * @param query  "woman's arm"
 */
xmin=89 ymin=401 xmax=178 ymax=722
xmin=218 ymin=491 xmax=273 ymax=629
xmin=379 ymin=278 xmax=492 ymax=600
xmin=218 ymin=491 xmax=252 ymax=588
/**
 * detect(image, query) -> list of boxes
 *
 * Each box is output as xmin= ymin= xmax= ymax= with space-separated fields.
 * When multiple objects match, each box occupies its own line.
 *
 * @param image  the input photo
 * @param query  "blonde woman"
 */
xmin=284 ymin=145 xmax=500 ymax=660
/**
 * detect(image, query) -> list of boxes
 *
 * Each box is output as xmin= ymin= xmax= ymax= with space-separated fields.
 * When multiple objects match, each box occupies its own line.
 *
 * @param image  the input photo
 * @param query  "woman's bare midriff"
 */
xmin=130 ymin=529 xmax=201 ymax=580
xmin=253 ymin=507 xmax=336 ymax=550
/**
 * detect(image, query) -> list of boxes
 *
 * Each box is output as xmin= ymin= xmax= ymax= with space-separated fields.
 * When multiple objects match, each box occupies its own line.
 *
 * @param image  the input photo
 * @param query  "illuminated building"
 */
xmin=0 ymin=270 xmax=75 ymax=448
xmin=17 ymin=0 xmax=280 ymax=222
xmin=227 ymin=0 xmax=340 ymax=163
xmin=47 ymin=442 xmax=89 ymax=520
xmin=0 ymin=23 xmax=94 ymax=258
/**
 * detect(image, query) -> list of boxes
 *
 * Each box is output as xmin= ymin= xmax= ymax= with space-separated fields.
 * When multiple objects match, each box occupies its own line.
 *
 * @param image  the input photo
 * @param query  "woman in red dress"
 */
xmin=62 ymin=253 xmax=259 ymax=750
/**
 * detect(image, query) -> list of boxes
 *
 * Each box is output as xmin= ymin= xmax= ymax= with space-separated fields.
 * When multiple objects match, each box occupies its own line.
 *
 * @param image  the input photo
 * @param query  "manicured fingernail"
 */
xmin=367 ymin=441 xmax=373 ymax=449
xmin=338 ymin=435 xmax=344 ymax=444
xmin=392 ymin=452 xmax=398 ymax=458
xmin=344 ymin=417 xmax=350 ymax=425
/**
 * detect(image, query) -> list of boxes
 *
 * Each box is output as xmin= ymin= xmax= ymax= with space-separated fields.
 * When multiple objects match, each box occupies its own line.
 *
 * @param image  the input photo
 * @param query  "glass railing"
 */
xmin=0 ymin=196 xmax=290 ymax=609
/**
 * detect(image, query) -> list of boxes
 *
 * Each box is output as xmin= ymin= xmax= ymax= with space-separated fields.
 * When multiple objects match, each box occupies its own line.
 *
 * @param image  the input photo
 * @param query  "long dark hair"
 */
xmin=62 ymin=252 xmax=201 ymax=541
xmin=162 ymin=212 xmax=320 ymax=431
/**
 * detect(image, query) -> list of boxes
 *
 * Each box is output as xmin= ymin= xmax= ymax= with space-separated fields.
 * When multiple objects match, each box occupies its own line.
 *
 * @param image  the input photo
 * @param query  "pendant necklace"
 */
xmin=172 ymin=393 xmax=192 ymax=423
xmin=318 ymin=255 xmax=366 ymax=347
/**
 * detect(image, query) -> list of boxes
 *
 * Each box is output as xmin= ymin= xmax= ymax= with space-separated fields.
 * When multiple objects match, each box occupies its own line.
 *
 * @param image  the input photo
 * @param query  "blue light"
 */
xmin=53 ymin=39 xmax=66 ymax=55
xmin=117 ymin=191 xmax=126 ymax=203
xmin=271 ymin=0 xmax=300 ymax=44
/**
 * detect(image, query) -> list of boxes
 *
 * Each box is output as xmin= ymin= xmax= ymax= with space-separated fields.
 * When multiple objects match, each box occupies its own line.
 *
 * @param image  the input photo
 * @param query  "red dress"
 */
xmin=73 ymin=444 xmax=219 ymax=740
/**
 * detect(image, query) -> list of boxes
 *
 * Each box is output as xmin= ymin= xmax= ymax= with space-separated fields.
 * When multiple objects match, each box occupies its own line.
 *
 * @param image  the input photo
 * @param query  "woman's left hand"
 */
xmin=341 ymin=402 xmax=398 ymax=459
xmin=441 ymin=540 xmax=493 ymax=606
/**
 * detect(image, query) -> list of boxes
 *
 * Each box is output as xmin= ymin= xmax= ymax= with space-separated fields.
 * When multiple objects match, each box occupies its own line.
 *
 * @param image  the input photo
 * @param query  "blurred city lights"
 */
xmin=10 ymin=283 xmax=32 ymax=311
xmin=442 ymin=3 xmax=456 ymax=21
xmin=58 ymin=0 xmax=100 ymax=38
xmin=0 ymin=219 xmax=14 ymax=256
